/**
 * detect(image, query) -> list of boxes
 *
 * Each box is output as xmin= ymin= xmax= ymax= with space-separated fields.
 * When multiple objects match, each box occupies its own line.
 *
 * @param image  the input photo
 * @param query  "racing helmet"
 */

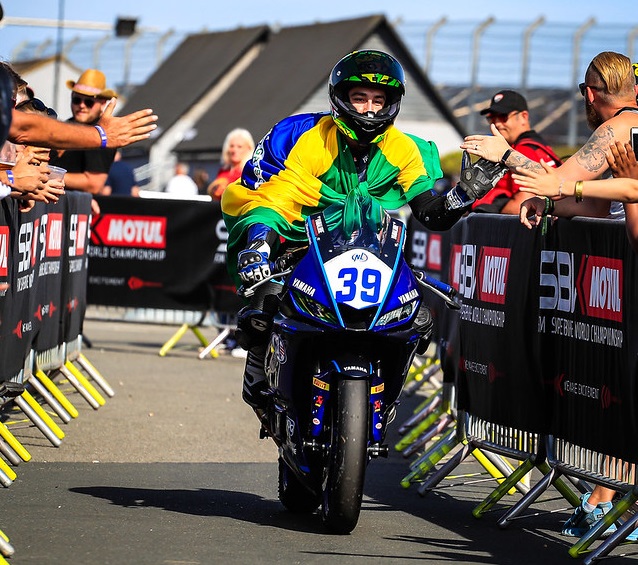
xmin=329 ymin=50 xmax=406 ymax=144
xmin=0 ymin=65 xmax=13 ymax=145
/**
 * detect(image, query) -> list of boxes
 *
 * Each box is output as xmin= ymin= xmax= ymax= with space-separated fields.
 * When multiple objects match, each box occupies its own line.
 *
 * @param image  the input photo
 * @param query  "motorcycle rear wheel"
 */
xmin=278 ymin=457 xmax=321 ymax=513
xmin=321 ymin=378 xmax=368 ymax=534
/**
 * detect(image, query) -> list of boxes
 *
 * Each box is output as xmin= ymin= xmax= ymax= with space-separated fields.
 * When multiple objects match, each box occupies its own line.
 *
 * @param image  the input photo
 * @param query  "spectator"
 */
xmin=207 ymin=128 xmax=255 ymax=200
xmin=472 ymin=89 xmax=561 ymax=214
xmin=165 ymin=162 xmax=198 ymax=197
xmin=462 ymin=50 xmax=638 ymax=540
xmin=49 ymin=69 xmax=117 ymax=196
xmin=102 ymin=150 xmax=139 ymax=196
xmin=193 ymin=168 xmax=210 ymax=196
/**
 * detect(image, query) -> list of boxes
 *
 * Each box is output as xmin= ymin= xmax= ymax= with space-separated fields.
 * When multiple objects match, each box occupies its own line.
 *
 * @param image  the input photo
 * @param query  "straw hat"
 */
xmin=66 ymin=69 xmax=117 ymax=99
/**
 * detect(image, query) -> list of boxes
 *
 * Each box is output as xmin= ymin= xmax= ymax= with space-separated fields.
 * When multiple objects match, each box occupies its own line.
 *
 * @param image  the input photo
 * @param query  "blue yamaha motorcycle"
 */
xmin=239 ymin=200 xmax=458 ymax=534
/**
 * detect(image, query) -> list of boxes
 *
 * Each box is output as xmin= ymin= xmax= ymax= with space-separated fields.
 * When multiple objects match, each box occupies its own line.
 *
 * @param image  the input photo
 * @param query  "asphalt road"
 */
xmin=1 ymin=317 xmax=637 ymax=564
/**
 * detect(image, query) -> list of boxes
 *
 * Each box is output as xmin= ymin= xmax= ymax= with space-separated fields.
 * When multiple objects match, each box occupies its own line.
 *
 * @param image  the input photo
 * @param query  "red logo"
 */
xmin=448 ymin=244 xmax=462 ymax=291
xmin=426 ymin=233 xmax=442 ymax=272
xmin=577 ymin=255 xmax=622 ymax=322
xmin=477 ymin=246 xmax=510 ymax=304
xmin=45 ymin=213 xmax=63 ymax=258
xmin=0 ymin=226 xmax=8 ymax=277
xmin=91 ymin=214 xmax=167 ymax=248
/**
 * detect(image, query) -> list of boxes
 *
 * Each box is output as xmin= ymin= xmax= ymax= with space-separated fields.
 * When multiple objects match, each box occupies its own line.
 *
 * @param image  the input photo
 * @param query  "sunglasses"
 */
xmin=15 ymin=97 xmax=58 ymax=118
xmin=578 ymin=83 xmax=603 ymax=96
xmin=72 ymin=95 xmax=99 ymax=108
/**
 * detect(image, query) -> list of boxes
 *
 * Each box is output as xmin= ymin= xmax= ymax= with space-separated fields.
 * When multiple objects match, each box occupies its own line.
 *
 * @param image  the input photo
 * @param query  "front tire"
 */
xmin=321 ymin=378 xmax=369 ymax=534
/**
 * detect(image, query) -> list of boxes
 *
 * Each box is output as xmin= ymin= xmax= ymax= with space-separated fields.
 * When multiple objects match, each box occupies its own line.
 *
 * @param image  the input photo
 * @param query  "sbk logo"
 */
xmin=91 ymin=214 xmax=167 ymax=248
xmin=410 ymin=230 xmax=442 ymax=272
xmin=458 ymin=244 xmax=510 ymax=304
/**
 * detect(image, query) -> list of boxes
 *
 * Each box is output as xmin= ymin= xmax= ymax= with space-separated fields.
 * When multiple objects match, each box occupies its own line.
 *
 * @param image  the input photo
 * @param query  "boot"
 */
xmin=242 ymin=344 xmax=268 ymax=410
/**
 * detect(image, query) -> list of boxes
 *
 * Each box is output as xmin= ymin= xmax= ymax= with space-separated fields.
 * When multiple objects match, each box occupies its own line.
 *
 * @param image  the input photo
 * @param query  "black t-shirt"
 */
xmin=50 ymin=118 xmax=116 ymax=174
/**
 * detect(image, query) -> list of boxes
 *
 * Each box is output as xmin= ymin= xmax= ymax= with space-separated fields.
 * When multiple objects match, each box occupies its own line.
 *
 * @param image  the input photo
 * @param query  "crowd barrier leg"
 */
xmin=159 ymin=322 xmax=216 ymax=358
xmin=394 ymin=401 xmax=444 ymax=453
xmin=400 ymin=413 xmax=455 ymax=459
xmin=0 ymin=437 xmax=22 ymax=466
xmin=63 ymin=361 xmax=106 ymax=407
xmin=32 ymin=370 xmax=79 ymax=419
xmin=56 ymin=364 xmax=103 ymax=409
xmin=13 ymin=392 xmax=64 ymax=447
xmin=27 ymin=375 xmax=72 ymax=424
xmin=197 ymin=328 xmax=229 ymax=359
xmin=0 ymin=457 xmax=16 ymax=486
xmin=403 ymin=358 xmax=442 ymax=396
xmin=0 ymin=529 xmax=14 ymax=559
xmin=0 ymin=422 xmax=30 ymax=463
xmin=75 ymin=353 xmax=115 ymax=397
xmin=401 ymin=427 xmax=459 ymax=488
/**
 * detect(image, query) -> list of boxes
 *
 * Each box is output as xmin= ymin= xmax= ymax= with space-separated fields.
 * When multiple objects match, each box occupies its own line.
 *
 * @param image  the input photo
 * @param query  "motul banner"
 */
xmin=406 ymin=214 xmax=638 ymax=463
xmin=87 ymin=196 xmax=238 ymax=312
xmin=454 ymin=214 xmax=549 ymax=433
xmin=542 ymin=217 xmax=638 ymax=461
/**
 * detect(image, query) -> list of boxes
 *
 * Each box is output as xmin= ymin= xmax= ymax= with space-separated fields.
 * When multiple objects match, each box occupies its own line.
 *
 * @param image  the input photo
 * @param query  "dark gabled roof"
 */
xmin=175 ymin=14 xmax=466 ymax=155
xmin=174 ymin=15 xmax=387 ymax=154
xmin=120 ymin=25 xmax=269 ymax=151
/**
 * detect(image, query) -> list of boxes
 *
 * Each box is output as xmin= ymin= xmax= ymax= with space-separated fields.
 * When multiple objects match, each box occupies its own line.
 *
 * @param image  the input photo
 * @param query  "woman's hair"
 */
xmin=221 ymin=128 xmax=255 ymax=169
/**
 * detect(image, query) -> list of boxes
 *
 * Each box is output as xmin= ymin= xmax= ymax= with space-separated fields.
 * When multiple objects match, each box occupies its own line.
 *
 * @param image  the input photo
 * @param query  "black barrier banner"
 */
xmin=88 ymin=196 xmax=226 ymax=311
xmin=455 ymin=214 xmax=550 ymax=433
xmin=61 ymin=193 xmax=92 ymax=343
xmin=0 ymin=192 xmax=93 ymax=379
xmin=542 ymin=218 xmax=638 ymax=462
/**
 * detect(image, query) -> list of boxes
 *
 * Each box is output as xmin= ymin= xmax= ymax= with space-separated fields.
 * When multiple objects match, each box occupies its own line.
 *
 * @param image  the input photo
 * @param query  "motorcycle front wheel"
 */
xmin=321 ymin=378 xmax=369 ymax=534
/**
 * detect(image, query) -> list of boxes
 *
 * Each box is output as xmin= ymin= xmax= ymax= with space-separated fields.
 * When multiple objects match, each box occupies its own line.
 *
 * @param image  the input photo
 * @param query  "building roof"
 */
xmin=121 ymin=25 xmax=269 ymax=152
xmin=120 ymin=15 xmax=465 ymax=159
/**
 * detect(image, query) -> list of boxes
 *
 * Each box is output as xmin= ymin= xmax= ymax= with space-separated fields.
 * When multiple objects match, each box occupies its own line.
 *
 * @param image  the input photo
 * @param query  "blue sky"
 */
xmin=0 ymin=0 xmax=632 ymax=51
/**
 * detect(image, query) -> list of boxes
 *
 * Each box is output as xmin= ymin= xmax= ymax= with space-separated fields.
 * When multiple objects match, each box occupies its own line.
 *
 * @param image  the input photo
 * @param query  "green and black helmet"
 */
xmin=329 ymin=50 xmax=406 ymax=144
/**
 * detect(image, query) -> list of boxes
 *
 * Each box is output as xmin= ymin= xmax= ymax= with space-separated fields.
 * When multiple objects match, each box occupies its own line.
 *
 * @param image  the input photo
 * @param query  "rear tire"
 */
xmin=321 ymin=378 xmax=369 ymax=534
xmin=278 ymin=457 xmax=321 ymax=513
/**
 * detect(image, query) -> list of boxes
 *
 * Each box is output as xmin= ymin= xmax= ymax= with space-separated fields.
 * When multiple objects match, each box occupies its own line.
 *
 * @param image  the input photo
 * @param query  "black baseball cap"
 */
xmin=480 ymin=90 xmax=528 ymax=115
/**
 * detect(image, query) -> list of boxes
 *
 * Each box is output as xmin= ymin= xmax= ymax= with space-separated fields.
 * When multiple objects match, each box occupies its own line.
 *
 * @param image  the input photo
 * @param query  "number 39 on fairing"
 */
xmin=324 ymin=251 xmax=393 ymax=310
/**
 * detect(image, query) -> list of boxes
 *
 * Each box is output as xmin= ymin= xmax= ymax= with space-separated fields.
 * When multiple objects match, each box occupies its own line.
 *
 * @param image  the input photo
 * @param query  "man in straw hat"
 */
xmin=50 ymin=69 xmax=119 ymax=195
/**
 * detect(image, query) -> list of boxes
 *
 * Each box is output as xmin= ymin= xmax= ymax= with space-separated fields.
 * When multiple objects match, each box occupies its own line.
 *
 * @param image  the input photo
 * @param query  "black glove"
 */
xmin=457 ymin=151 xmax=508 ymax=200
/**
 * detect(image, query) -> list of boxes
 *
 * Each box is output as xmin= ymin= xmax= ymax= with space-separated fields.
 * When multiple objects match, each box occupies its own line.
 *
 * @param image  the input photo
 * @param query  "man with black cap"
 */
xmin=472 ymin=89 xmax=561 ymax=214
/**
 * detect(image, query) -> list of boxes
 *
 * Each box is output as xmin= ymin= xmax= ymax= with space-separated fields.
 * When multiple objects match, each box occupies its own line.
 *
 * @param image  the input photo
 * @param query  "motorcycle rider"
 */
xmin=221 ymin=49 xmax=507 ymax=412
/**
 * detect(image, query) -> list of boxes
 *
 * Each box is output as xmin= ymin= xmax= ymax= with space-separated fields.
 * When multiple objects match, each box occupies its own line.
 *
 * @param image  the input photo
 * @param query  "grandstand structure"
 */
xmin=2 ymin=15 xmax=637 ymax=157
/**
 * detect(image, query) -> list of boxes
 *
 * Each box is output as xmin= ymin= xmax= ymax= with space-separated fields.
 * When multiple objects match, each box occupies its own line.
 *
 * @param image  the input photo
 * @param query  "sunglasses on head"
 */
xmin=72 ymin=95 xmax=99 ymax=108
xmin=15 ymin=97 xmax=58 ymax=118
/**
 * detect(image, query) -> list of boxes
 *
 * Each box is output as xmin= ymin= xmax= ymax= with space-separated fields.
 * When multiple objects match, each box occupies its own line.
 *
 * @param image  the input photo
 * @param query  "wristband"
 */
xmin=574 ymin=180 xmax=584 ymax=203
xmin=500 ymin=148 xmax=513 ymax=165
xmin=6 ymin=170 xmax=14 ymax=185
xmin=94 ymin=125 xmax=108 ymax=148
xmin=542 ymin=197 xmax=555 ymax=216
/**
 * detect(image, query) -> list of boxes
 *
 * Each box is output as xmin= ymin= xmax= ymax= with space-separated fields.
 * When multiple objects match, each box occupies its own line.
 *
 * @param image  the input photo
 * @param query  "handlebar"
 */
xmin=412 ymin=269 xmax=461 ymax=310
xmin=237 ymin=267 xmax=293 ymax=299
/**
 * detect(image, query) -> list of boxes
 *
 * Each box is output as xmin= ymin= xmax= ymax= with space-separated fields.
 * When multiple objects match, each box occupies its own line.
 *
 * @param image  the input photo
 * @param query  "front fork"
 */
xmin=309 ymin=363 xmax=387 ymax=453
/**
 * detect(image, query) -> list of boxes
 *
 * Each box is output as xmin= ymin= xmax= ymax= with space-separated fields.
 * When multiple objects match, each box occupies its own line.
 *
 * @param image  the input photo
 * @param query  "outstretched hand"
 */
xmin=460 ymin=123 xmax=511 ymax=163
xmin=607 ymin=141 xmax=638 ymax=180
xmin=98 ymin=98 xmax=158 ymax=148
xmin=512 ymin=159 xmax=567 ymax=198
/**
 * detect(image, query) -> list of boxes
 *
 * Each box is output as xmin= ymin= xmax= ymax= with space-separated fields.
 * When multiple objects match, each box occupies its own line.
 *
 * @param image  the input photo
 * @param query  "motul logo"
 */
xmin=478 ymin=246 xmax=510 ymax=304
xmin=0 ymin=226 xmax=8 ymax=277
xmin=578 ymin=256 xmax=622 ymax=322
xmin=93 ymin=215 xmax=166 ymax=248
xmin=45 ymin=213 xmax=63 ymax=258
